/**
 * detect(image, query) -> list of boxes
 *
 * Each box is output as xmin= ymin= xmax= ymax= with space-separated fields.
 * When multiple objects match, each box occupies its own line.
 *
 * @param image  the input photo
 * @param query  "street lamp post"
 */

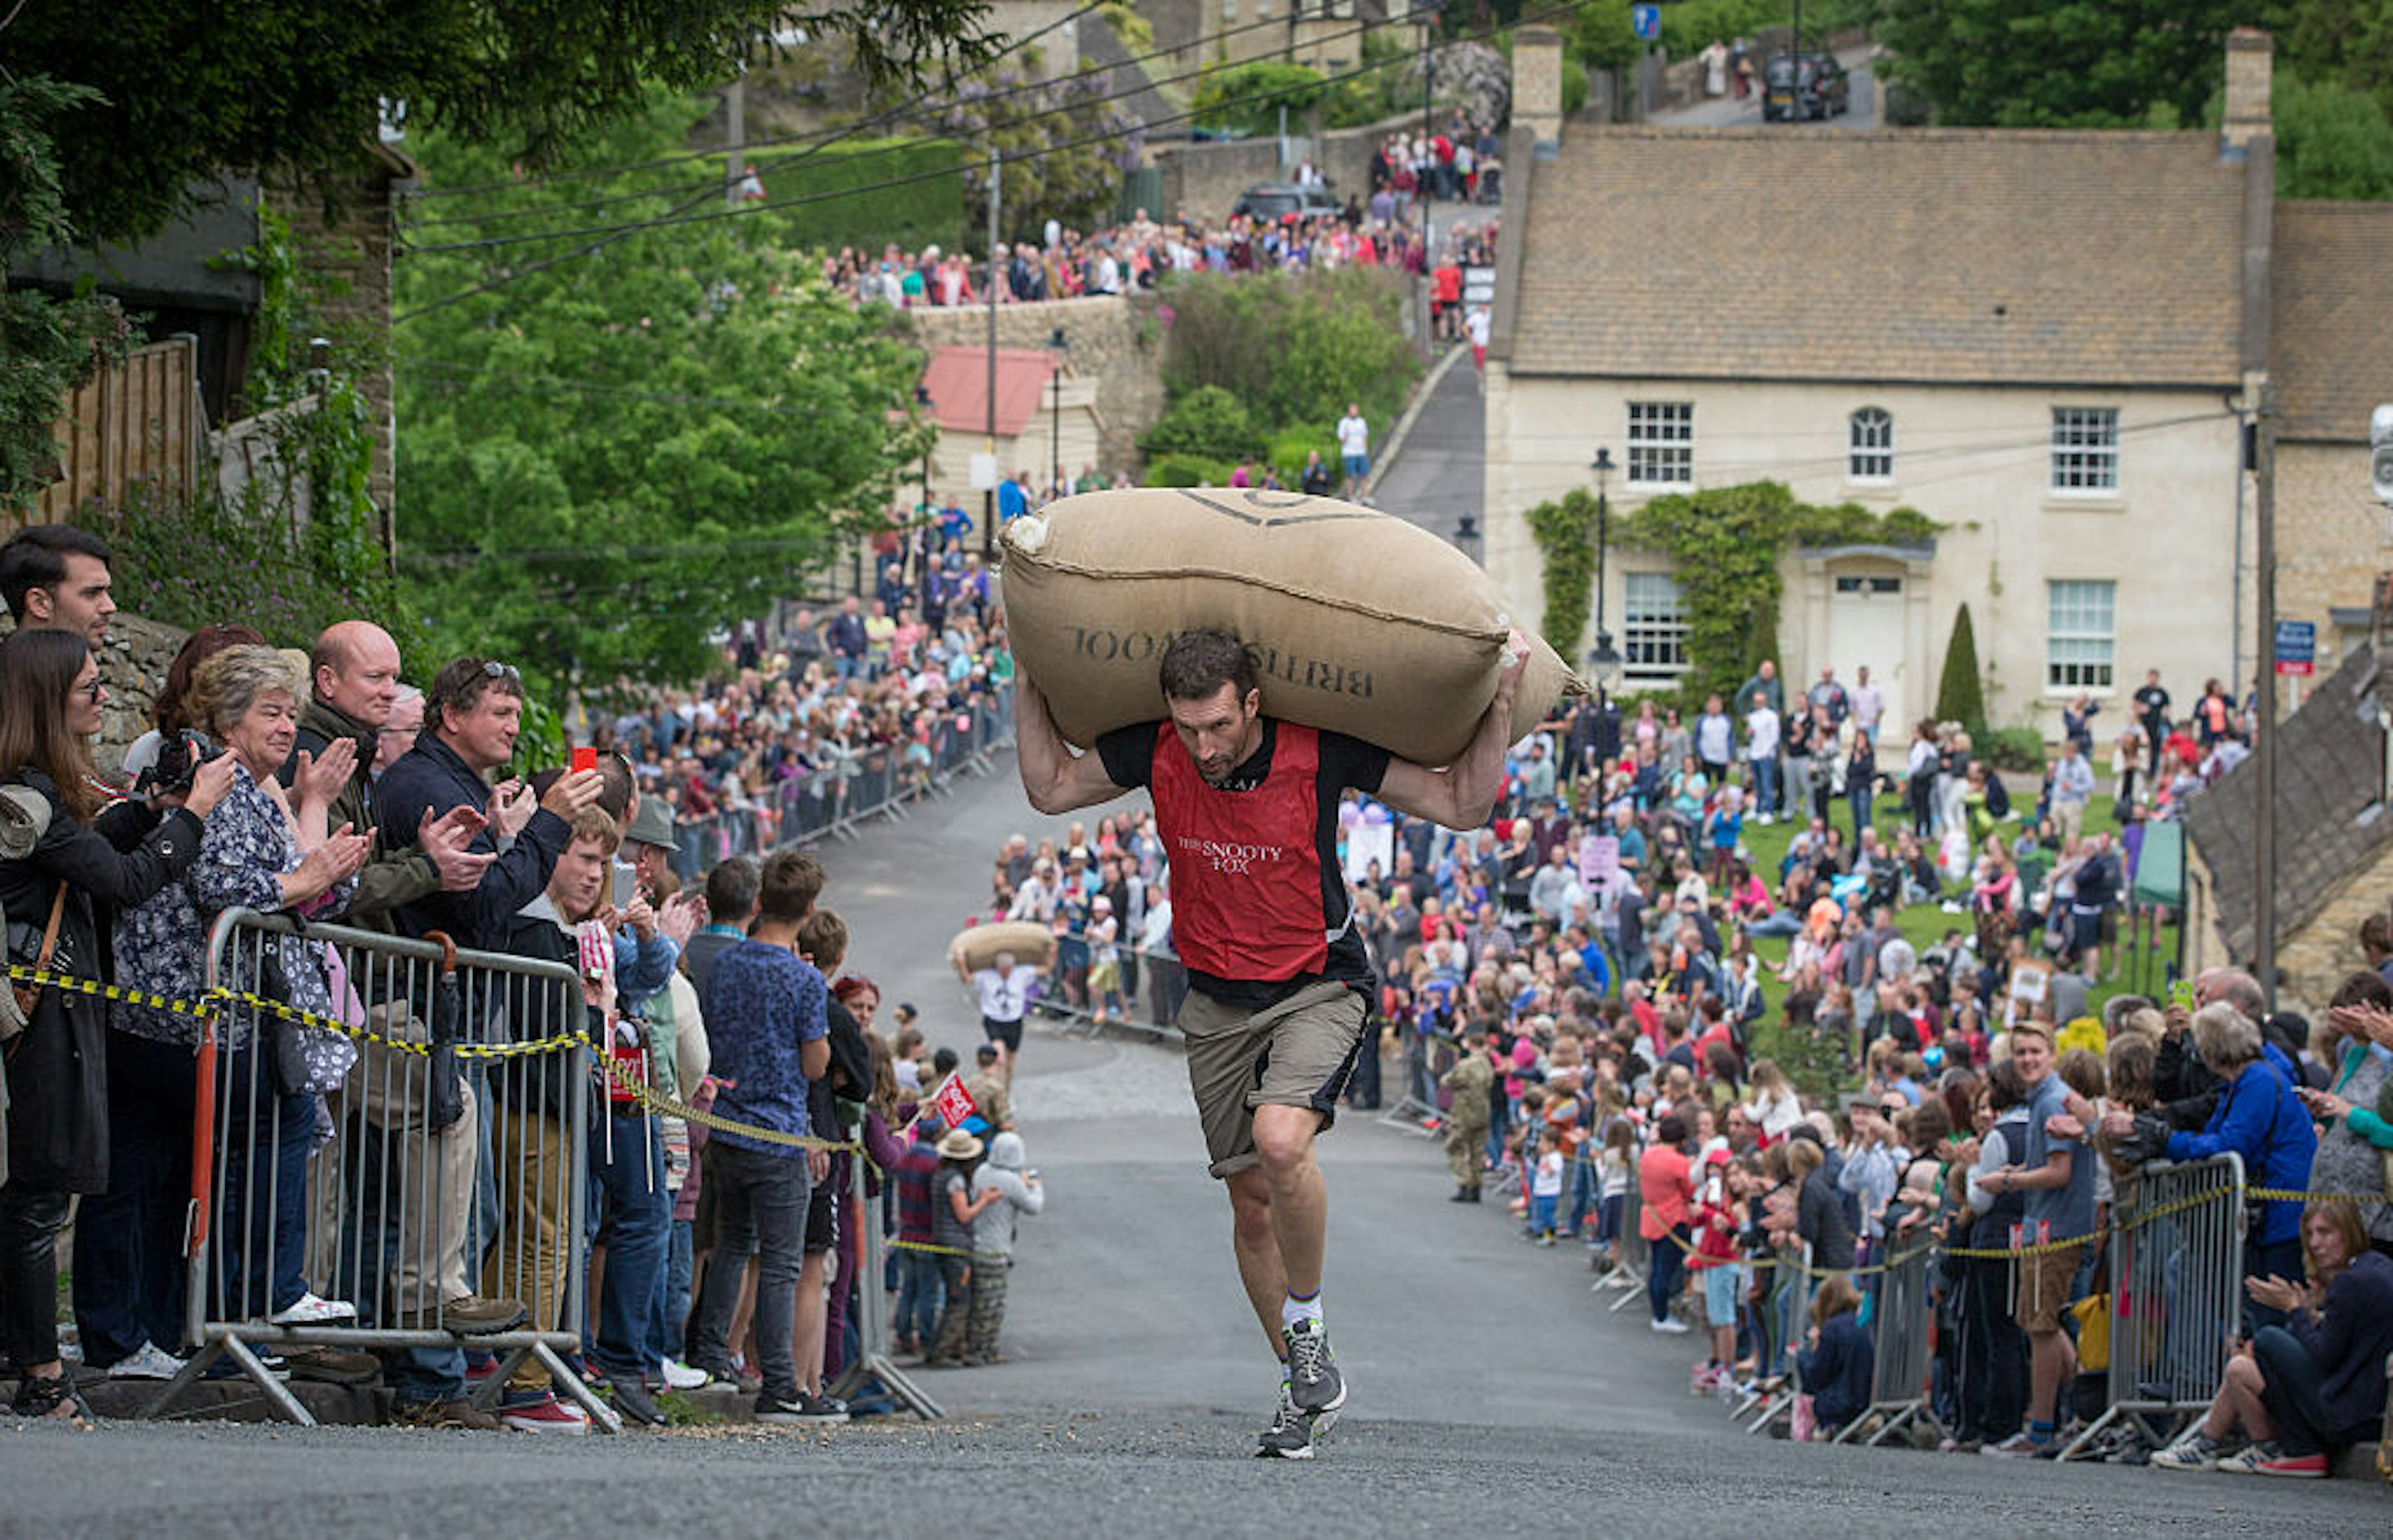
xmin=1048 ymin=325 xmax=1068 ymax=499
xmin=1587 ymin=447 xmax=1622 ymax=694
xmin=914 ymin=384 xmax=935 ymax=610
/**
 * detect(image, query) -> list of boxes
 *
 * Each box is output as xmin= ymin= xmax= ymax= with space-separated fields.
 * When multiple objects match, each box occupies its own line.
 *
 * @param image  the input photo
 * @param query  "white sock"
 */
xmin=1280 ymin=1291 xmax=1324 ymax=1332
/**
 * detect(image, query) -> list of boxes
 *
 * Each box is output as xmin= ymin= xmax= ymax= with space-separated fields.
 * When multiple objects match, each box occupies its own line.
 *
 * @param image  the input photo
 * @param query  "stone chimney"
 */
xmin=2223 ymin=27 xmax=2273 ymax=150
xmin=1513 ymin=26 xmax=1564 ymax=148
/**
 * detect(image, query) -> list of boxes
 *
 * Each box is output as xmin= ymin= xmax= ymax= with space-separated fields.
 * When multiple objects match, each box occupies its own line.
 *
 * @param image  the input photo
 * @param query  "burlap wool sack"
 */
xmin=950 ymin=921 xmax=1056 ymax=973
xmin=1001 ymin=488 xmax=1579 ymax=765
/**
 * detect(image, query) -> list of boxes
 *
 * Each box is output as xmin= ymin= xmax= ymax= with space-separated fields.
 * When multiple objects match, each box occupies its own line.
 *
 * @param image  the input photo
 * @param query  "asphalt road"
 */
xmin=6 ymin=756 xmax=2387 ymax=1534
xmin=1653 ymin=52 xmax=1883 ymax=132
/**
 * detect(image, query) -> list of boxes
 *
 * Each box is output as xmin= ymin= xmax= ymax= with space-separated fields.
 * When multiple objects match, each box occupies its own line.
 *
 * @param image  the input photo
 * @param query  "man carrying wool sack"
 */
xmin=1016 ymin=626 xmax=1524 ymax=1459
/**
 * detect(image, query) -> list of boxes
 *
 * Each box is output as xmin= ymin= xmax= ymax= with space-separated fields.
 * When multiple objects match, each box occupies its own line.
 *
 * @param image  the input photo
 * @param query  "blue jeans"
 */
xmin=687 ymin=1142 xmax=811 ymax=1400
xmin=1749 ymin=755 xmax=1780 ymax=815
xmin=1648 ymin=1223 xmax=1689 ymax=1324
xmin=74 ymin=1031 xmax=194 ymax=1362
xmin=649 ymin=1217 xmax=694 ymax=1365
xmin=586 ymin=1113 xmax=671 ymax=1375
xmin=216 ymin=1046 xmax=313 ymax=1319
xmin=894 ymin=1248 xmax=944 ymax=1349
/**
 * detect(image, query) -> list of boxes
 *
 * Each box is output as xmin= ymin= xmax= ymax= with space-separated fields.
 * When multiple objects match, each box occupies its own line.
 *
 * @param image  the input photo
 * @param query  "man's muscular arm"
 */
xmin=1016 ymin=679 xmax=1132 ymax=815
xmin=1377 ymin=631 xmax=1527 ymax=829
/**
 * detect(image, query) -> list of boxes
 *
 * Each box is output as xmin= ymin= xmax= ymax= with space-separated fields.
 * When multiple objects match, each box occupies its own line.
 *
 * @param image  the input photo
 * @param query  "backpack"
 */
xmin=1983 ymin=770 xmax=2011 ymax=819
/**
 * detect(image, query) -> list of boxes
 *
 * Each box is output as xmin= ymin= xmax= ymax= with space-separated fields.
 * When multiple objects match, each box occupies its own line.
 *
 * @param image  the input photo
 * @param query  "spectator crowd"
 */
xmin=966 ymin=651 xmax=2391 ymax=1476
xmin=6 ymin=509 xmax=2385 ymax=1476
xmin=0 ymin=521 xmax=1038 ymax=1433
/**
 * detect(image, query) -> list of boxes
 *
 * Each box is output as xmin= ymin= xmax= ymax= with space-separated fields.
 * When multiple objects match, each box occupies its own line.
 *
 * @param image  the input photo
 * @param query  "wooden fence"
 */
xmin=26 ymin=337 xmax=204 ymax=524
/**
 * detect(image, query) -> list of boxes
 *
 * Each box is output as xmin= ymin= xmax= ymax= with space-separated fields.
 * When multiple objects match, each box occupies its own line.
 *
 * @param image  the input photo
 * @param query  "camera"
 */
xmin=137 ymin=729 xmax=213 ymax=798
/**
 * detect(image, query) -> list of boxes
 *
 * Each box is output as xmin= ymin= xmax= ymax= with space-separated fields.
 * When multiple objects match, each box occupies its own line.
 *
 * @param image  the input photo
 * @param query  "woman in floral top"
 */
xmin=122 ymin=646 xmax=371 ymax=1330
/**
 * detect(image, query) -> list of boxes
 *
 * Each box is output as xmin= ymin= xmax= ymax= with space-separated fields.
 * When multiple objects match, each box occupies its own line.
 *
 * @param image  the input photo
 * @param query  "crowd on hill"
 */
xmin=0 ymin=522 xmax=1035 ymax=1435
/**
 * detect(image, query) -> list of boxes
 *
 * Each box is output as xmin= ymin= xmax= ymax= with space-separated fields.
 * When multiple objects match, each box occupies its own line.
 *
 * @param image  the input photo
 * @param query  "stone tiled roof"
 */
xmin=2271 ymin=200 xmax=2393 ymax=444
xmin=2184 ymin=643 xmax=2393 ymax=959
xmin=1509 ymin=128 xmax=2247 ymax=388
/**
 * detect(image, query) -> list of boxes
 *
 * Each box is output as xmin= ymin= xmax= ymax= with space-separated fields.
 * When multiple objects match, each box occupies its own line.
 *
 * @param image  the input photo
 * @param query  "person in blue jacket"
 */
xmin=1795 ymin=1272 xmax=1873 ymax=1438
xmin=2160 ymin=1005 xmax=2318 ymax=1331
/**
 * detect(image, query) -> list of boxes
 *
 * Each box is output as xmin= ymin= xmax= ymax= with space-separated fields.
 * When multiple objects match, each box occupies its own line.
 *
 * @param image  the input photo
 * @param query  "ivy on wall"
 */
xmin=1608 ymin=480 xmax=1941 ymax=707
xmin=1525 ymin=485 xmax=1601 ymax=660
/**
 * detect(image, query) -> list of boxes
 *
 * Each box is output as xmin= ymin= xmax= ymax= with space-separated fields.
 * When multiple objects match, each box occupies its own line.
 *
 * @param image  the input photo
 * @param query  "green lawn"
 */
xmin=1727 ymin=787 xmax=2176 ymax=1096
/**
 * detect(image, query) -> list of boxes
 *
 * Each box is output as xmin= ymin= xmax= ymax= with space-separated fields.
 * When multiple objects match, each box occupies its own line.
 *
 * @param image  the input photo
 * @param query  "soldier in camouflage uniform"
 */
xmin=1441 ymin=1028 xmax=1493 ymax=1202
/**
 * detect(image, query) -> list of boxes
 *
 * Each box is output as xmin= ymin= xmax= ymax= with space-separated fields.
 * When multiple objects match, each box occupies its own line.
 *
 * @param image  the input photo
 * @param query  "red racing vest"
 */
xmin=1149 ymin=720 xmax=1335 ymax=983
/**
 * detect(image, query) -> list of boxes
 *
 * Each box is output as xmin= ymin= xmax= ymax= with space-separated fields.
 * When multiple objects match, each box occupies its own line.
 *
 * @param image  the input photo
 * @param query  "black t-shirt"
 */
xmin=1098 ymin=719 xmax=1388 ymax=1008
xmin=2134 ymin=684 xmax=2170 ymax=725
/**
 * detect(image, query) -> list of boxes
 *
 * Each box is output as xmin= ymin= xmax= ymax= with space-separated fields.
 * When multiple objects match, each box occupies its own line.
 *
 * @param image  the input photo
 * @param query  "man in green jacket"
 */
xmin=1440 ymin=1028 xmax=1494 ymax=1202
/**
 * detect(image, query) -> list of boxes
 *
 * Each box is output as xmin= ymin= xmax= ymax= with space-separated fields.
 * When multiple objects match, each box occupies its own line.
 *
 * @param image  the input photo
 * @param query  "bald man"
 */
xmin=284 ymin=619 xmax=491 ymax=917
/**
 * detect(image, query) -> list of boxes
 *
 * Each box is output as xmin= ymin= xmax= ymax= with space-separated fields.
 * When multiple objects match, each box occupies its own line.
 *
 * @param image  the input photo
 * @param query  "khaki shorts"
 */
xmin=2013 ymin=1240 xmax=2084 ymax=1336
xmin=1177 ymin=979 xmax=1367 ymax=1180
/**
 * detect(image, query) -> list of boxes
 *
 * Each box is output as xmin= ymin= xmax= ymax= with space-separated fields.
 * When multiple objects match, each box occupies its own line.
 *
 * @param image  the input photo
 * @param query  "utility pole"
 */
xmin=724 ymin=79 xmax=745 ymax=205
xmin=2253 ymin=379 xmax=2278 ymax=1010
xmin=984 ymin=148 xmax=999 ymax=565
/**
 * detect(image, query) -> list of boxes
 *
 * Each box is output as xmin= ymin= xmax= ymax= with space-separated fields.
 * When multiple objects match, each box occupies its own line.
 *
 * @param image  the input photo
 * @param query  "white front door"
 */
xmin=1827 ymin=573 xmax=1907 ymax=735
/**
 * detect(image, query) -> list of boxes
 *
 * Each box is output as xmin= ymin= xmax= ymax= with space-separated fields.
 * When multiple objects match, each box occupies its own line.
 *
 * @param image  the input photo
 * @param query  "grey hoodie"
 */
xmin=971 ymin=1130 xmax=1045 ymax=1258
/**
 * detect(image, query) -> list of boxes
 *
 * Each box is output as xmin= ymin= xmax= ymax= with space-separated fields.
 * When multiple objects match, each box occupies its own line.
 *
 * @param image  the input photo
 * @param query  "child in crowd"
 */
xmin=1688 ymin=1148 xmax=1746 ymax=1397
xmin=1796 ymin=1274 xmax=1874 ymax=1440
xmin=1529 ymin=1127 xmax=1565 ymax=1245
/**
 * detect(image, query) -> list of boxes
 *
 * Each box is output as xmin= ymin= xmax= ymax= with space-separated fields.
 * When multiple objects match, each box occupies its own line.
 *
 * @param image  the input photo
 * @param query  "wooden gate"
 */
xmin=28 ymin=337 xmax=204 ymax=524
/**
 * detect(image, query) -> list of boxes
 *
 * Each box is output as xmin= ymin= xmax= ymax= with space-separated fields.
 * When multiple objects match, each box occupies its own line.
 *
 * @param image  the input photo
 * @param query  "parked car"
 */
xmin=1762 ymin=52 xmax=1850 ymax=122
xmin=1231 ymin=182 xmax=1343 ymax=222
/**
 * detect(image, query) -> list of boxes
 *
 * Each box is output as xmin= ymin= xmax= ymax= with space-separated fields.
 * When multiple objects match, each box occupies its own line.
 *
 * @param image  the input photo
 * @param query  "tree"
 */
xmin=394 ymin=94 xmax=930 ymax=690
xmin=0 ymin=77 xmax=131 ymax=512
xmin=932 ymin=65 xmax=1145 ymax=241
xmin=2274 ymin=74 xmax=2393 ymax=198
xmin=7 ymin=0 xmax=1001 ymax=247
xmin=1875 ymin=0 xmax=2247 ymax=128
xmin=1935 ymin=604 xmax=1987 ymax=737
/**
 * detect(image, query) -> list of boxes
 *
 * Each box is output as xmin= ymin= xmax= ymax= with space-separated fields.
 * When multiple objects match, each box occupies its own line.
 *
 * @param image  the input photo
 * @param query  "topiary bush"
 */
xmin=1934 ymin=603 xmax=1987 ymax=735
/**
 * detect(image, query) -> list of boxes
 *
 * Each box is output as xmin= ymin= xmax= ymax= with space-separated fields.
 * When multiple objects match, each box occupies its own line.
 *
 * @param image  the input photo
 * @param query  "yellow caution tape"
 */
xmin=7 ymin=962 xmax=861 ymax=1154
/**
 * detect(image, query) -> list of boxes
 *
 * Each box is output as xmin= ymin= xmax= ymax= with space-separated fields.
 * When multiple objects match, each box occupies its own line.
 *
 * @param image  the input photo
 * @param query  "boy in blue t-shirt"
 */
xmin=1704 ymin=785 xmax=1746 ymax=889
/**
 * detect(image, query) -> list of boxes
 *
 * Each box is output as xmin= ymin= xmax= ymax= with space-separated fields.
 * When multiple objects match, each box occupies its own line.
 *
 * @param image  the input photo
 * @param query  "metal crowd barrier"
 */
xmin=1746 ymin=1247 xmax=1818 ymax=1435
xmin=1603 ymin=1179 xmax=1650 ymax=1312
xmin=146 ymin=909 xmax=613 ymax=1432
xmin=669 ymin=691 xmax=1014 ymax=879
xmin=827 ymin=1150 xmax=941 ymax=1420
xmin=1016 ymin=939 xmax=1186 ymax=1041
xmin=1833 ymin=1240 xmax=1944 ymax=1447
xmin=2061 ymin=1152 xmax=2245 ymax=1460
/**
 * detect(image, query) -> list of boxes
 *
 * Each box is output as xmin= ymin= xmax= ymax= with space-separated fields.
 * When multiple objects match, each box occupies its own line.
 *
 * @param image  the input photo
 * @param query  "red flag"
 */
xmin=933 ymin=1072 xmax=977 ymax=1130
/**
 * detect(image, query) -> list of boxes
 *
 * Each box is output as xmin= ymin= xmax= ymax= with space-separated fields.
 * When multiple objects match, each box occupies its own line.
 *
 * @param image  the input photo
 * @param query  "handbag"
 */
xmin=4 ymin=886 xmax=67 ymax=1051
xmin=254 ymin=939 xmax=314 ymax=1098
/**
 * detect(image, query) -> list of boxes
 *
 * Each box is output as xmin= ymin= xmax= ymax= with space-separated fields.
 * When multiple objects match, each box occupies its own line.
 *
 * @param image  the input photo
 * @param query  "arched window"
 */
xmin=1848 ymin=407 xmax=1893 ymax=481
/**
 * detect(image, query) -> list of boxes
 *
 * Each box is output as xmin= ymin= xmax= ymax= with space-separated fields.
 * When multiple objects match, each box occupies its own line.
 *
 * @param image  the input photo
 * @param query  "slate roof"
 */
xmin=1506 ymin=127 xmax=2248 ymax=389
xmin=2184 ymin=643 xmax=2393 ymax=959
xmin=2271 ymin=200 xmax=2393 ymax=444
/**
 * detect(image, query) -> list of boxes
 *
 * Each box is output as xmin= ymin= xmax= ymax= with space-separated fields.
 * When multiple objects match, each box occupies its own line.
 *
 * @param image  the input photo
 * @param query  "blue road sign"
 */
xmin=1631 ymin=4 xmax=1662 ymax=42
xmin=2275 ymin=619 xmax=2316 ymax=677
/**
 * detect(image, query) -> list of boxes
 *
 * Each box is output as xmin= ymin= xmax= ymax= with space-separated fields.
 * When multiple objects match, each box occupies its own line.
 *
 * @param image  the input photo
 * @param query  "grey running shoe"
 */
xmin=1255 ymin=1383 xmax=1329 ymax=1460
xmin=1281 ymin=1318 xmax=1347 ymax=1416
